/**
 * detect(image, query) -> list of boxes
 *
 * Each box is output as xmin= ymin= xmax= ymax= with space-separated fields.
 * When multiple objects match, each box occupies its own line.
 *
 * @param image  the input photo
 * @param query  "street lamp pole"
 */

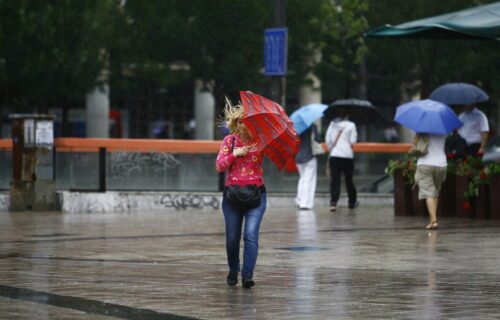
xmin=270 ymin=0 xmax=286 ymax=109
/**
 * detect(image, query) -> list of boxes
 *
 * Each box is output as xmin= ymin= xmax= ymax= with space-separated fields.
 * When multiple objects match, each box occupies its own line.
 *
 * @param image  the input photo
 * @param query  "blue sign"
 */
xmin=264 ymin=28 xmax=288 ymax=76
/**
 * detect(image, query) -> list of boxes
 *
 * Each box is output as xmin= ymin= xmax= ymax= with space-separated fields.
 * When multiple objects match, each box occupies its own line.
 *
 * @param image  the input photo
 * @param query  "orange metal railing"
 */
xmin=0 ymin=138 xmax=412 ymax=153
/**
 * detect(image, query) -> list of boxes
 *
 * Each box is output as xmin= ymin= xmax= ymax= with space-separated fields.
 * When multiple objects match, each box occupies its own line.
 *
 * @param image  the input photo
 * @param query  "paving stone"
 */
xmin=1 ymin=206 xmax=500 ymax=319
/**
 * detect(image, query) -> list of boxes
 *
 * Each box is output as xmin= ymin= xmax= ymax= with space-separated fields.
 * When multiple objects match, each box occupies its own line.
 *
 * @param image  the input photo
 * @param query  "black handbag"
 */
xmin=225 ymin=137 xmax=262 ymax=210
xmin=226 ymin=184 xmax=261 ymax=210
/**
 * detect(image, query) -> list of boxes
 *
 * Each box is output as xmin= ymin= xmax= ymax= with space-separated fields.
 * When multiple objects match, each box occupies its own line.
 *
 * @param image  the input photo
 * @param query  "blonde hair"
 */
xmin=221 ymin=97 xmax=245 ymax=134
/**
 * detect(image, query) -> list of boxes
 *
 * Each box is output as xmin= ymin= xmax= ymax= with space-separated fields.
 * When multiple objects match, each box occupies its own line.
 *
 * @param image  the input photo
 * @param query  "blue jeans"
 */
xmin=222 ymin=192 xmax=267 ymax=277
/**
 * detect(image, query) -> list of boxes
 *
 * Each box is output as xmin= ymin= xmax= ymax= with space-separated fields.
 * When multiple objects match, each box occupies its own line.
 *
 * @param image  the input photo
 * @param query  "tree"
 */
xmin=120 ymin=0 xmax=271 ymax=104
xmin=0 ymin=0 xmax=124 ymax=134
xmin=365 ymin=0 xmax=500 ymax=107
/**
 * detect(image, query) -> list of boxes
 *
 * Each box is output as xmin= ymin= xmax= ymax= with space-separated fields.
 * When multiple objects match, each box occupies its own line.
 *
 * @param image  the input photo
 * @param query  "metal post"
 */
xmin=99 ymin=147 xmax=106 ymax=192
xmin=270 ymin=0 xmax=287 ymax=109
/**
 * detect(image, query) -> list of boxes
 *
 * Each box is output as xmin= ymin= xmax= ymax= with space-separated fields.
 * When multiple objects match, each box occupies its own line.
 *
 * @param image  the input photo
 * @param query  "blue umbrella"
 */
xmin=429 ymin=82 xmax=489 ymax=105
xmin=394 ymin=99 xmax=463 ymax=134
xmin=290 ymin=103 xmax=328 ymax=134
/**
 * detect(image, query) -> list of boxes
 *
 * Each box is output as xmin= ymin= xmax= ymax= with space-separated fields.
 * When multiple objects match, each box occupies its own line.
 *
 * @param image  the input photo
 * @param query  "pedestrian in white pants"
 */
xmin=295 ymin=124 xmax=321 ymax=210
xmin=296 ymin=157 xmax=318 ymax=209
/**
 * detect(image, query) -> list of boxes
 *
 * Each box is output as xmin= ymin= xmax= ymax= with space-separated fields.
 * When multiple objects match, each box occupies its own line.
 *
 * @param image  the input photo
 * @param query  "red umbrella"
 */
xmin=239 ymin=91 xmax=300 ymax=170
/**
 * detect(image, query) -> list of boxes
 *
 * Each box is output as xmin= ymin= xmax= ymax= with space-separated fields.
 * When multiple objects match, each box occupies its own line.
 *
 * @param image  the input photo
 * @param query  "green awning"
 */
xmin=365 ymin=2 xmax=500 ymax=40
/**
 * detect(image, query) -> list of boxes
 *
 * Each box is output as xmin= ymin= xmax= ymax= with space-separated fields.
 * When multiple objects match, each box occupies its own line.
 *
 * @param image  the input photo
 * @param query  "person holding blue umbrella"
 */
xmin=430 ymin=82 xmax=490 ymax=157
xmin=290 ymin=104 xmax=327 ymax=210
xmin=457 ymin=104 xmax=489 ymax=156
xmin=395 ymin=99 xmax=463 ymax=229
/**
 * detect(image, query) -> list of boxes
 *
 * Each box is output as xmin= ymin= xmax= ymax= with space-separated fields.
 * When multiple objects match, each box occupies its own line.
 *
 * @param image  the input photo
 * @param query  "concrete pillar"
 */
xmin=399 ymin=81 xmax=422 ymax=143
xmin=86 ymin=84 xmax=110 ymax=138
xmin=299 ymin=72 xmax=322 ymax=107
xmin=194 ymin=80 xmax=215 ymax=140
xmin=299 ymin=47 xmax=322 ymax=132
xmin=299 ymin=48 xmax=322 ymax=107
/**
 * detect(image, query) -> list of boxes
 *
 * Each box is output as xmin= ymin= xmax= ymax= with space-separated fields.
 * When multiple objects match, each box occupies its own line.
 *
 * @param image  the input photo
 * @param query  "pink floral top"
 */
xmin=216 ymin=134 xmax=265 ymax=186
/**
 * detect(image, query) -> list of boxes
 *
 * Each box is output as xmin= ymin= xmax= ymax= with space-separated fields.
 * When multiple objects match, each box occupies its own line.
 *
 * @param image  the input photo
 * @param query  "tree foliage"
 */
xmin=1 ymin=0 xmax=499 ymax=137
xmin=0 ymin=0 xmax=123 ymax=112
xmin=365 ymin=0 xmax=500 ymax=108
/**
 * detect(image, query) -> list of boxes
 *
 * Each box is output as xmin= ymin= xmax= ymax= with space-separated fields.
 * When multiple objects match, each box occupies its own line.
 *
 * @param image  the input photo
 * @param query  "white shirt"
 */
xmin=417 ymin=134 xmax=447 ymax=167
xmin=458 ymin=108 xmax=489 ymax=145
xmin=325 ymin=119 xmax=357 ymax=159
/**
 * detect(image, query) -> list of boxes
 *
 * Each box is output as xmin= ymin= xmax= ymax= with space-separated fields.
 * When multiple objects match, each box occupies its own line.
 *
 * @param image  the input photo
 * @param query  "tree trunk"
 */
xmin=61 ymin=101 xmax=71 ymax=137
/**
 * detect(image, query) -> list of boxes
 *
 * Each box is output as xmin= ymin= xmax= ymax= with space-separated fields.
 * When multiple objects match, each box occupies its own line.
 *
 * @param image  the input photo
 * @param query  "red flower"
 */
xmin=463 ymin=201 xmax=471 ymax=211
xmin=480 ymin=170 xmax=487 ymax=180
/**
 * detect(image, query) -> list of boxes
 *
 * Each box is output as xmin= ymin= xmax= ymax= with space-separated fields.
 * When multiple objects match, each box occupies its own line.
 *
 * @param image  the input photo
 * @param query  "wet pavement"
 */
xmin=1 ymin=205 xmax=500 ymax=319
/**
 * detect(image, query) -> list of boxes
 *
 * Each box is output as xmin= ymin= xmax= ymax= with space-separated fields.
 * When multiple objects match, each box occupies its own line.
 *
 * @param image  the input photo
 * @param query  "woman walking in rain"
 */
xmin=413 ymin=133 xmax=447 ymax=229
xmin=295 ymin=123 xmax=322 ymax=210
xmin=215 ymin=98 xmax=267 ymax=289
xmin=394 ymin=99 xmax=463 ymax=229
xmin=325 ymin=111 xmax=358 ymax=211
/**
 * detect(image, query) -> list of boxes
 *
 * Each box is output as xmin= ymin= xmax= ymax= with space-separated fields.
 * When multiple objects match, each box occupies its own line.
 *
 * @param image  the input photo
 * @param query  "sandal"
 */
xmin=425 ymin=221 xmax=438 ymax=229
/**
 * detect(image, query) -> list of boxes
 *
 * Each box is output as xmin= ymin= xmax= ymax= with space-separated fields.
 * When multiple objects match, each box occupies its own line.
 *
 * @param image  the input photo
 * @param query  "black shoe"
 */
xmin=242 ymin=275 xmax=255 ymax=289
xmin=348 ymin=201 xmax=359 ymax=209
xmin=226 ymin=272 xmax=238 ymax=286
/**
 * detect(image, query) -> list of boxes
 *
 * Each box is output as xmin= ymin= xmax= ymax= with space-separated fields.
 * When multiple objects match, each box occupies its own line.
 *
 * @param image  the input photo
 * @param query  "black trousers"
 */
xmin=465 ymin=143 xmax=481 ymax=156
xmin=329 ymin=156 xmax=357 ymax=205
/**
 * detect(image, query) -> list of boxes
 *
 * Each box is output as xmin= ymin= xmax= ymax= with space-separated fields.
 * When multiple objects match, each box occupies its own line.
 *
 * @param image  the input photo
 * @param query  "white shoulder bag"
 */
xmin=311 ymin=130 xmax=325 ymax=156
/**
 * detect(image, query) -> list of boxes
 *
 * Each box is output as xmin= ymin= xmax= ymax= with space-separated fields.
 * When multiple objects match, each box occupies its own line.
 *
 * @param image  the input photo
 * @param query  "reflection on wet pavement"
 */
xmin=1 ymin=206 xmax=500 ymax=319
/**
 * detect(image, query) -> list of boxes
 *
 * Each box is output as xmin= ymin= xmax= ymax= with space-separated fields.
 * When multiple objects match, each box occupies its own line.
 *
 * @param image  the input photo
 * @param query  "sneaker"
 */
xmin=348 ymin=201 xmax=359 ymax=209
xmin=226 ymin=272 xmax=238 ymax=286
xmin=330 ymin=202 xmax=337 ymax=212
xmin=242 ymin=275 xmax=255 ymax=289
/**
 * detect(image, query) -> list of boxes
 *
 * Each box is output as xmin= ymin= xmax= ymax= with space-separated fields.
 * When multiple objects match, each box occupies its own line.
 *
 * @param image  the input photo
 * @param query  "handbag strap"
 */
xmin=328 ymin=130 xmax=343 ymax=150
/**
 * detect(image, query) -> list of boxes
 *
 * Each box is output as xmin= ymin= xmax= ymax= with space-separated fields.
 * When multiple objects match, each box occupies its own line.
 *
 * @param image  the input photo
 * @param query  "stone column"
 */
xmin=86 ymin=84 xmax=110 ymax=138
xmin=299 ymin=48 xmax=322 ymax=107
xmin=299 ymin=48 xmax=322 ymax=132
xmin=399 ymin=81 xmax=422 ymax=143
xmin=194 ymin=80 xmax=215 ymax=140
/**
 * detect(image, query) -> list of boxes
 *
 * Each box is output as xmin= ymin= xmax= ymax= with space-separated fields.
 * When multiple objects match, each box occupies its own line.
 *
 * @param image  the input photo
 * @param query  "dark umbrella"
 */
xmin=429 ymin=82 xmax=489 ymax=105
xmin=323 ymin=99 xmax=381 ymax=124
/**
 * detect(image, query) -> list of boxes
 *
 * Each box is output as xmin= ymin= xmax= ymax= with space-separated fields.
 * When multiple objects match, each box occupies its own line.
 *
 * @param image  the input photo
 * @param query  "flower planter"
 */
xmin=438 ymin=174 xmax=456 ymax=217
xmin=473 ymin=183 xmax=489 ymax=219
xmin=455 ymin=175 xmax=473 ymax=218
xmin=489 ymin=176 xmax=500 ymax=219
xmin=393 ymin=169 xmax=414 ymax=216
xmin=412 ymin=186 xmax=428 ymax=217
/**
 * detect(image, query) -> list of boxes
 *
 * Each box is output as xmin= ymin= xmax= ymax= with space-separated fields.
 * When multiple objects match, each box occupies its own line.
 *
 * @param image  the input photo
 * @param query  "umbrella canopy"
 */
xmin=290 ymin=103 xmax=328 ymax=134
xmin=365 ymin=2 xmax=500 ymax=40
xmin=394 ymin=99 xmax=463 ymax=134
xmin=429 ymin=82 xmax=489 ymax=105
xmin=324 ymin=99 xmax=380 ymax=124
xmin=239 ymin=91 xmax=300 ymax=170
